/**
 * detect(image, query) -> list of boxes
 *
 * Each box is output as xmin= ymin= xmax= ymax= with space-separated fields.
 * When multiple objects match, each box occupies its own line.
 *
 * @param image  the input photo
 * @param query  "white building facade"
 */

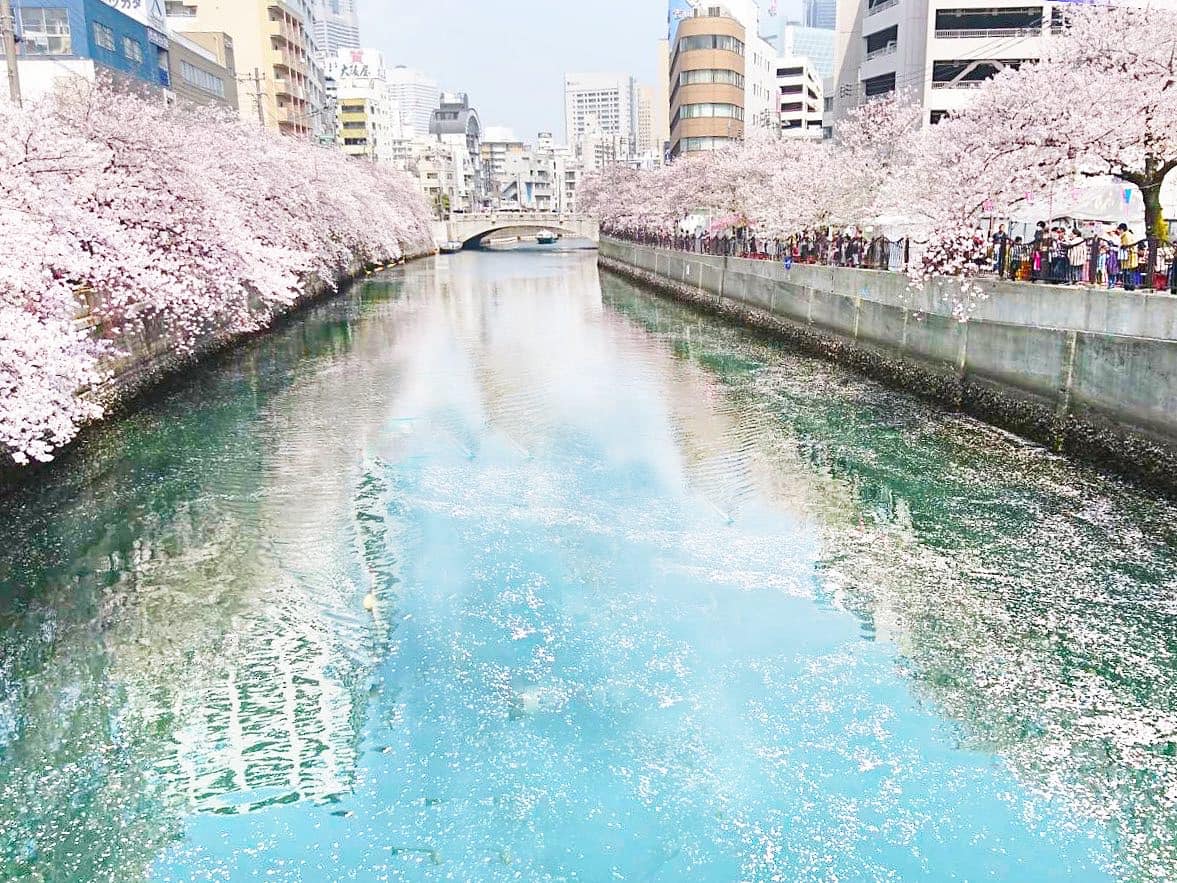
xmin=776 ymin=56 xmax=824 ymax=138
xmin=564 ymin=72 xmax=639 ymax=162
xmin=832 ymin=0 xmax=1058 ymax=125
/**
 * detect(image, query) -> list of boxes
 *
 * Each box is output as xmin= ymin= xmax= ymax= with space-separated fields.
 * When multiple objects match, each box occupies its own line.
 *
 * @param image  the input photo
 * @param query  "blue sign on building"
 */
xmin=13 ymin=0 xmax=165 ymax=91
xmin=668 ymin=0 xmax=696 ymax=39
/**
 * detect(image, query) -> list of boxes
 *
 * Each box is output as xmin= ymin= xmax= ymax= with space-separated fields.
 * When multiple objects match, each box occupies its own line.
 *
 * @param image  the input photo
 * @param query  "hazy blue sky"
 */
xmin=355 ymin=0 xmax=802 ymax=141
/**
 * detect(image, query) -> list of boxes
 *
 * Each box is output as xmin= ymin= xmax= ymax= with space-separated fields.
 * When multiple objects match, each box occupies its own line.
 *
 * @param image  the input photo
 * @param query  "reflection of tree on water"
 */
xmin=603 ymin=275 xmax=1177 ymax=881
xmin=0 ymin=283 xmax=417 ymax=878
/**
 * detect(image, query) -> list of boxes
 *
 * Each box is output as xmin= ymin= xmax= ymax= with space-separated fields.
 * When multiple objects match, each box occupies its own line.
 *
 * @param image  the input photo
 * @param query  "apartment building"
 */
xmin=166 ymin=0 xmax=326 ymax=137
xmin=429 ymin=92 xmax=484 ymax=210
xmin=667 ymin=0 xmax=778 ymax=157
xmin=832 ymin=0 xmax=1058 ymax=124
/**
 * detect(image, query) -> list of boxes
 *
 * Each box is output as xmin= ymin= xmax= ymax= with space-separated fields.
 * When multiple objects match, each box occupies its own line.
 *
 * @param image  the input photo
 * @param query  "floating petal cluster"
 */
xmin=1 ymin=81 xmax=434 ymax=466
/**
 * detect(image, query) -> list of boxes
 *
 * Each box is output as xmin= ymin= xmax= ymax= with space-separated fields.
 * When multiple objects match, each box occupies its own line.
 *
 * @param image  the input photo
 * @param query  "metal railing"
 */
xmin=864 ymin=42 xmax=898 ymax=61
xmin=867 ymin=0 xmax=899 ymax=15
xmin=933 ymin=27 xmax=1041 ymax=39
xmin=605 ymin=225 xmax=1177 ymax=294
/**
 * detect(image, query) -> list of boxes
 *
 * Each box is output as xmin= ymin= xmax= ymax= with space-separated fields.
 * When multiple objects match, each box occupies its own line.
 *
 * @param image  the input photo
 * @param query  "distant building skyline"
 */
xmin=311 ymin=0 xmax=361 ymax=54
xmin=356 ymin=0 xmax=662 ymax=139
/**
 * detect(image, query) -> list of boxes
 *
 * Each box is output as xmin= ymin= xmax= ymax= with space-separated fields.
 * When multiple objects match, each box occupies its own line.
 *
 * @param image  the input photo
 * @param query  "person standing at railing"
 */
xmin=1031 ymin=221 xmax=1047 ymax=281
xmin=992 ymin=224 xmax=1009 ymax=275
xmin=1066 ymin=227 xmax=1087 ymax=284
xmin=1118 ymin=224 xmax=1139 ymax=290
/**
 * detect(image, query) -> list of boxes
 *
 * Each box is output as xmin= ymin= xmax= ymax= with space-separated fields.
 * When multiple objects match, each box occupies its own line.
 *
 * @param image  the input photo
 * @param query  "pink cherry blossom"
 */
xmin=1 ymin=79 xmax=433 ymax=467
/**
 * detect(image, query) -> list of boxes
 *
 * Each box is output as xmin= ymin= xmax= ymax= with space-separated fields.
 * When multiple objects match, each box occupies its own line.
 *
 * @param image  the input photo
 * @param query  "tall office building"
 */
xmin=832 ymin=0 xmax=1057 ymax=125
xmin=563 ymin=72 xmax=639 ymax=161
xmin=386 ymin=66 xmax=442 ymax=136
xmin=310 ymin=0 xmax=360 ymax=54
xmin=804 ymin=0 xmax=837 ymax=28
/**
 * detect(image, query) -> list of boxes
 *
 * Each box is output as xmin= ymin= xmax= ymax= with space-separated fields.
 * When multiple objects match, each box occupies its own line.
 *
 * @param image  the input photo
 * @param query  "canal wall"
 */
xmin=0 ymin=246 xmax=436 ymax=495
xmin=599 ymin=238 xmax=1177 ymax=491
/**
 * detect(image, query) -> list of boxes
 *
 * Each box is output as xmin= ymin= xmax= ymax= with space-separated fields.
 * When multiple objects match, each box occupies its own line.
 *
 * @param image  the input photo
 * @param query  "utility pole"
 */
xmin=238 ymin=68 xmax=266 ymax=127
xmin=1 ymin=0 xmax=22 ymax=107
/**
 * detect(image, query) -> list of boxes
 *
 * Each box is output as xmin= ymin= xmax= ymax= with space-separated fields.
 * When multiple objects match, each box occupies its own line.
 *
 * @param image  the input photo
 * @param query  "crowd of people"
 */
xmin=607 ymin=223 xmax=1177 ymax=294
xmin=988 ymin=222 xmax=1169 ymax=290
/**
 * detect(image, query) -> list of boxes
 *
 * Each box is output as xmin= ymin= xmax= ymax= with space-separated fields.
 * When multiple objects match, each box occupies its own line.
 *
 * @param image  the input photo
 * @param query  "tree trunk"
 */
xmin=1140 ymin=178 xmax=1168 ymax=243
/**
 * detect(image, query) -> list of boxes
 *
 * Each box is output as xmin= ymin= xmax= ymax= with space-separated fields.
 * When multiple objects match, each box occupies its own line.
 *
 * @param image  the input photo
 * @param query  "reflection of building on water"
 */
xmin=162 ymin=610 xmax=359 ymax=814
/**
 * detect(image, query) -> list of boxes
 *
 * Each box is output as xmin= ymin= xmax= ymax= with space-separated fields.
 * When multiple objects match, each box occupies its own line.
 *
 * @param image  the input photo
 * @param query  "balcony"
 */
xmin=272 ymin=77 xmax=305 ymax=101
xmin=866 ymin=0 xmax=898 ymax=15
xmin=930 ymin=80 xmax=985 ymax=89
xmin=864 ymin=41 xmax=897 ymax=61
xmin=267 ymin=44 xmax=306 ymax=75
xmin=934 ymin=27 xmax=1039 ymax=39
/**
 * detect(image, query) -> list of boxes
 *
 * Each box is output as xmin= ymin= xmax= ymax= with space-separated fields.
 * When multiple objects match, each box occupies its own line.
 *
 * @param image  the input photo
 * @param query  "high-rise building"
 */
xmin=310 ymin=0 xmax=360 ymax=54
xmin=804 ymin=0 xmax=836 ymax=28
xmin=655 ymin=39 xmax=672 ymax=156
xmin=386 ymin=66 xmax=442 ymax=136
xmin=166 ymin=0 xmax=328 ymax=139
xmin=636 ymin=84 xmax=656 ymax=156
xmin=563 ymin=72 xmax=638 ymax=162
xmin=667 ymin=0 xmax=778 ymax=157
xmin=778 ymin=23 xmax=836 ymax=78
xmin=831 ymin=0 xmax=1057 ymax=126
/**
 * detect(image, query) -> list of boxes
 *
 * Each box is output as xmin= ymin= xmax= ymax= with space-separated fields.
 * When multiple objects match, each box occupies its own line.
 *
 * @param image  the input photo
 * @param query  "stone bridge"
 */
xmin=432 ymin=212 xmax=600 ymax=248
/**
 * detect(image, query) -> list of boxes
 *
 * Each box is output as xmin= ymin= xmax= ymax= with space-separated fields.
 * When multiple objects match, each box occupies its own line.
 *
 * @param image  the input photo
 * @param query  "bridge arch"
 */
xmin=433 ymin=213 xmax=600 ymax=249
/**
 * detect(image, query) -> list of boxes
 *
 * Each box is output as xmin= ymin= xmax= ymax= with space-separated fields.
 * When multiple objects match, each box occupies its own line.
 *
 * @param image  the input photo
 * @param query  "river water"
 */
xmin=0 ymin=248 xmax=1175 ymax=881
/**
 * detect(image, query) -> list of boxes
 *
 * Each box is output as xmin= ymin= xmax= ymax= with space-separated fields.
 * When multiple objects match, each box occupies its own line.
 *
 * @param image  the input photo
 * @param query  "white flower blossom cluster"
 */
xmin=1 ymin=80 xmax=434 ymax=466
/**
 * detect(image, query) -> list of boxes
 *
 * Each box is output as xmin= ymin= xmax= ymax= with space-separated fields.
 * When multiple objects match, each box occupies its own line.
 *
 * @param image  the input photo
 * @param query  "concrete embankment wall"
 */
xmin=0 ymin=246 xmax=435 ymax=495
xmin=599 ymin=238 xmax=1177 ymax=491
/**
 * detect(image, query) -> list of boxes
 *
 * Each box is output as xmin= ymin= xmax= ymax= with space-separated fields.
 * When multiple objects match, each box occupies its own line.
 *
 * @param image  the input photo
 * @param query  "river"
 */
xmin=0 ymin=248 xmax=1174 ymax=881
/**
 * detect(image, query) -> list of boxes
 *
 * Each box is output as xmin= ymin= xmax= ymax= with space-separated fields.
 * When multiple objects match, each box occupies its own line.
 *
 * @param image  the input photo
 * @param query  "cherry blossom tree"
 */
xmin=0 ymin=79 xmax=433 ymax=467
xmin=918 ymin=1 xmax=1177 ymax=241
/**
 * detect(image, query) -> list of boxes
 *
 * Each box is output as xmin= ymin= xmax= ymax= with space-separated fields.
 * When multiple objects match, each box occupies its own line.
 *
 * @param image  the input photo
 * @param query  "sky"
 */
xmin=349 ymin=0 xmax=696 ymax=142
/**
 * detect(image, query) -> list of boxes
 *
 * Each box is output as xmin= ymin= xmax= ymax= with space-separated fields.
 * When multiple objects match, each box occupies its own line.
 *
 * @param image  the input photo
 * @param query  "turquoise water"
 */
xmin=1 ymin=250 xmax=1175 ymax=881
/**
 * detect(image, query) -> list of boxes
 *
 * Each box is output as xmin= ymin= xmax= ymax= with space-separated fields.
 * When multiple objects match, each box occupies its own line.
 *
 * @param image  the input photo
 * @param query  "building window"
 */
xmin=92 ymin=22 xmax=115 ymax=51
xmin=17 ymin=7 xmax=71 ymax=55
xmin=863 ymin=72 xmax=896 ymax=97
xmin=678 ymin=68 xmax=744 ymax=89
xmin=342 ymin=120 xmax=366 ymax=129
xmin=776 ymin=66 xmax=803 ymax=77
xmin=122 ymin=36 xmax=143 ymax=63
xmin=677 ymin=34 xmax=745 ymax=56
xmin=677 ymin=135 xmax=736 ymax=153
xmin=676 ymin=102 xmax=744 ymax=121
xmin=179 ymin=59 xmax=225 ymax=97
